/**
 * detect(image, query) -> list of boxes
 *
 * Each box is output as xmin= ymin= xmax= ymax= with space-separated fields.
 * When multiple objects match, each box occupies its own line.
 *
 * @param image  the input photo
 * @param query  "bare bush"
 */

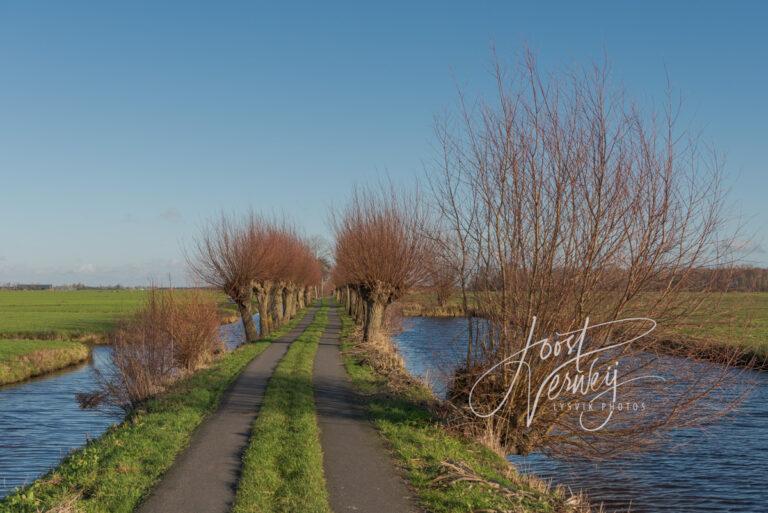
xmin=429 ymin=51 xmax=747 ymax=458
xmin=167 ymin=289 xmax=223 ymax=370
xmin=80 ymin=288 xmax=222 ymax=411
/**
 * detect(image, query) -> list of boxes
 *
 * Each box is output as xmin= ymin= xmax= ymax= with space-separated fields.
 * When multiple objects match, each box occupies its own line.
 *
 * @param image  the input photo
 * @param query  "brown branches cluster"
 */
xmin=189 ymin=213 xmax=323 ymax=340
xmin=79 ymin=288 xmax=222 ymax=410
xmin=331 ymin=185 xmax=431 ymax=341
xmin=428 ymin=51 xmax=747 ymax=458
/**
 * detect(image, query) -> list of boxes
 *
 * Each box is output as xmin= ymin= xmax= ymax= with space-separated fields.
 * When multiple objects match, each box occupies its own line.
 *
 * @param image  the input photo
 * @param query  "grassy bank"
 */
xmin=0 ymin=339 xmax=90 ymax=385
xmin=399 ymin=290 xmax=471 ymax=318
xmin=337 ymin=308 xmax=586 ymax=513
xmin=233 ymin=306 xmax=330 ymax=513
xmin=400 ymin=290 xmax=768 ymax=361
xmin=0 ymin=311 xmax=307 ymax=513
xmin=654 ymin=292 xmax=768 ymax=359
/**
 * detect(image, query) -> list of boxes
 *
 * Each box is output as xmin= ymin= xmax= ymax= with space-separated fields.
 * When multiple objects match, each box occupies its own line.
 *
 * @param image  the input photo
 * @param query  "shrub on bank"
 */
xmin=80 ymin=288 xmax=222 ymax=411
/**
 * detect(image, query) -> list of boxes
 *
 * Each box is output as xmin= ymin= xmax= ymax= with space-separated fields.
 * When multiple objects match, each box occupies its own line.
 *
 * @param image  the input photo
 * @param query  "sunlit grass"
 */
xmin=0 ymin=289 xmax=236 ymax=338
xmin=233 ymin=306 xmax=331 ymax=513
xmin=337 ymin=308 xmax=572 ymax=513
xmin=0 ymin=339 xmax=90 ymax=385
xmin=0 ymin=311 xmax=307 ymax=513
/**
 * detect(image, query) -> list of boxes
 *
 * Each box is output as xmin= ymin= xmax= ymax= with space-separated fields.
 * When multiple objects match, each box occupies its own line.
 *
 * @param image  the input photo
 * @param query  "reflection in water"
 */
xmin=219 ymin=313 xmax=260 ymax=349
xmin=0 ymin=315 xmax=254 ymax=498
xmin=393 ymin=316 xmax=768 ymax=513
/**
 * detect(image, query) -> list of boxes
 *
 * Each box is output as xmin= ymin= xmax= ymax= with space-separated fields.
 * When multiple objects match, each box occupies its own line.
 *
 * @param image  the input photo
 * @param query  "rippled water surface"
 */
xmin=393 ymin=317 xmax=768 ymax=513
xmin=0 ymin=346 xmax=120 ymax=497
xmin=0 ymin=316 xmax=253 ymax=498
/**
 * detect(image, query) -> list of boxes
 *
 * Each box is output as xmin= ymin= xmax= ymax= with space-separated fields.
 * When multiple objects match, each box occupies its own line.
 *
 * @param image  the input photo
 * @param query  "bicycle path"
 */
xmin=136 ymin=307 xmax=318 ymax=513
xmin=313 ymin=306 xmax=419 ymax=512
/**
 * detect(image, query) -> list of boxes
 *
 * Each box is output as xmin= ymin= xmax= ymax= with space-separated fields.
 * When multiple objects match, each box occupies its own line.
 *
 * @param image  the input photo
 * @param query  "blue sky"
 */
xmin=0 ymin=1 xmax=766 ymax=285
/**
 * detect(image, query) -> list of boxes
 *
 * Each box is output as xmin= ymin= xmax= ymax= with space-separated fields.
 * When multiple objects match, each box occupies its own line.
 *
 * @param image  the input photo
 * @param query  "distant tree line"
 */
xmin=685 ymin=266 xmax=768 ymax=292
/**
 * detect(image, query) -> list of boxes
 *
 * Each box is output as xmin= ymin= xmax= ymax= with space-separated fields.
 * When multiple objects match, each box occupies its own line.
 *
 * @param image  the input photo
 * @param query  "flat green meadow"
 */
xmin=0 ymin=290 xmax=147 ymax=338
xmin=0 ymin=289 xmax=236 ymax=339
xmin=656 ymin=292 xmax=768 ymax=358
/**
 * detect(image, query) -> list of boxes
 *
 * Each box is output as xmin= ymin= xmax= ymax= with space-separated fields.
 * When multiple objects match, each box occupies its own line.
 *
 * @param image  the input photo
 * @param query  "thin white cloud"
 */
xmin=0 ymin=259 xmax=189 ymax=287
xmin=159 ymin=208 xmax=183 ymax=223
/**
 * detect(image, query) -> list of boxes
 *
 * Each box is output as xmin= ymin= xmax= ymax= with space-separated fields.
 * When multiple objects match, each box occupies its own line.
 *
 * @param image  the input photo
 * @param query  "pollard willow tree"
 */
xmin=429 ymin=52 xmax=748 ymax=459
xmin=332 ymin=185 xmax=430 ymax=341
xmin=189 ymin=214 xmax=261 ymax=342
xmin=190 ymin=213 xmax=322 ymax=341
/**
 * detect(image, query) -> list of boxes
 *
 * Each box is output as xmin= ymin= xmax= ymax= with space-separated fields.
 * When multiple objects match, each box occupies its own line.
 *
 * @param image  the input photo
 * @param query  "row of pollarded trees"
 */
xmin=189 ymin=214 xmax=323 ymax=341
xmin=330 ymin=52 xmax=748 ymax=461
xmin=331 ymin=186 xmax=431 ymax=341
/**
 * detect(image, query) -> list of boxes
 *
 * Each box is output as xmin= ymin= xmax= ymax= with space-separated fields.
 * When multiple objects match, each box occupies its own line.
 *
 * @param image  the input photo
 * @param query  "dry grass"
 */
xmin=430 ymin=460 xmax=595 ymax=513
xmin=0 ymin=340 xmax=90 ymax=385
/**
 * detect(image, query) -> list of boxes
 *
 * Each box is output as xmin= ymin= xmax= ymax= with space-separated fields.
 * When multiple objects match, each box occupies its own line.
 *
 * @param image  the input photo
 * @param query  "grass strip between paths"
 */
xmin=0 ymin=339 xmax=90 ymax=385
xmin=232 ymin=305 xmax=331 ymax=513
xmin=337 ymin=308 xmax=575 ymax=513
xmin=0 ymin=310 xmax=309 ymax=513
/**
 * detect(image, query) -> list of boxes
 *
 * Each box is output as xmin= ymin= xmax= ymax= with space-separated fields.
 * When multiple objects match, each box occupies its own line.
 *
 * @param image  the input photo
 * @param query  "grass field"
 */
xmin=233 ymin=306 xmax=330 ymax=513
xmin=655 ymin=292 xmax=768 ymax=357
xmin=0 ymin=310 xmax=308 ymax=513
xmin=0 ymin=339 xmax=90 ymax=385
xmin=0 ymin=289 xmax=238 ymax=339
xmin=0 ymin=290 xmax=147 ymax=338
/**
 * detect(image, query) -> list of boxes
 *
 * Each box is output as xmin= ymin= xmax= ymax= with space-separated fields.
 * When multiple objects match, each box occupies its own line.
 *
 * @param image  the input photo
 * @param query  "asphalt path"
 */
xmin=313 ymin=307 xmax=418 ymax=513
xmin=136 ymin=307 xmax=318 ymax=513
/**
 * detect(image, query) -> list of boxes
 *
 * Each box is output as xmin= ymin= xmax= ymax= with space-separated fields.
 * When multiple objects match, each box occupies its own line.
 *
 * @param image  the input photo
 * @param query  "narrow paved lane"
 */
xmin=136 ymin=307 xmax=318 ymax=513
xmin=313 ymin=306 xmax=419 ymax=513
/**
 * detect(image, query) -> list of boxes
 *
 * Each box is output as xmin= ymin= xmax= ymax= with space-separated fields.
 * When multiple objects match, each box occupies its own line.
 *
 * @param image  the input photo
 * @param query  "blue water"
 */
xmin=0 ymin=315 xmax=255 ymax=498
xmin=219 ymin=313 xmax=260 ymax=349
xmin=393 ymin=316 xmax=768 ymax=513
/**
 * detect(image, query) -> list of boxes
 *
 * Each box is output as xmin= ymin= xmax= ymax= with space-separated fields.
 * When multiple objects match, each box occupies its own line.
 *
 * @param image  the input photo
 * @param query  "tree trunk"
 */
xmin=254 ymin=282 xmax=272 ymax=337
xmin=354 ymin=292 xmax=365 ymax=324
xmin=363 ymin=300 xmax=385 ymax=341
xmin=271 ymin=284 xmax=285 ymax=327
xmin=236 ymin=300 xmax=259 ymax=342
xmin=284 ymin=285 xmax=296 ymax=321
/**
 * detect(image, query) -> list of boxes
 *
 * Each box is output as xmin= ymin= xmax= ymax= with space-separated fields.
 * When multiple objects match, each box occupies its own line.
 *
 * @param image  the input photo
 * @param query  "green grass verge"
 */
xmin=0 ymin=339 xmax=90 ymax=385
xmin=232 ymin=306 xmax=331 ymax=513
xmin=0 ymin=311 xmax=308 ymax=513
xmin=337 ymin=308 xmax=570 ymax=513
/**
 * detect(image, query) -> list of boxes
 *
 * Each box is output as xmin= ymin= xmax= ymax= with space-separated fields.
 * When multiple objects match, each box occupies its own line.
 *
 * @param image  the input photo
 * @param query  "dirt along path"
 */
xmin=313 ymin=306 xmax=419 ymax=513
xmin=136 ymin=307 xmax=319 ymax=513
